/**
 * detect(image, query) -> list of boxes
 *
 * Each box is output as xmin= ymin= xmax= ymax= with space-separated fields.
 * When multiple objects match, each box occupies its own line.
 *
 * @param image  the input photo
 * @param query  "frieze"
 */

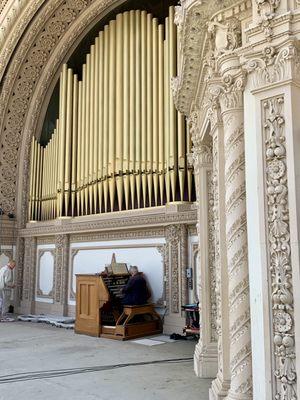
xmin=19 ymin=208 xmax=197 ymax=237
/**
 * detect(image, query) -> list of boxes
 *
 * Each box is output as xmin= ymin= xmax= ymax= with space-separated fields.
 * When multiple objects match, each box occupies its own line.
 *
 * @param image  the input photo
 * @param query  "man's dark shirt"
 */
xmin=122 ymin=273 xmax=150 ymax=305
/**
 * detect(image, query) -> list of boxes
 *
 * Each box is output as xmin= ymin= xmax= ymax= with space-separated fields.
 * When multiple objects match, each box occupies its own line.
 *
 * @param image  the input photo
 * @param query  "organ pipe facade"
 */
xmin=28 ymin=7 xmax=194 ymax=220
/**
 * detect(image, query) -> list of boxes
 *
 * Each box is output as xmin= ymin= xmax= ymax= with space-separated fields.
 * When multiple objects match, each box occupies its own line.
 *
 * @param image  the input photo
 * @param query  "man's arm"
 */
xmin=4 ymin=269 xmax=14 ymax=288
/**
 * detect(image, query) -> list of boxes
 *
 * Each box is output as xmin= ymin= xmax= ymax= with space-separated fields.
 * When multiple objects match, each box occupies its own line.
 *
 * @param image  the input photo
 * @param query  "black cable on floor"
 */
xmin=0 ymin=357 xmax=193 ymax=384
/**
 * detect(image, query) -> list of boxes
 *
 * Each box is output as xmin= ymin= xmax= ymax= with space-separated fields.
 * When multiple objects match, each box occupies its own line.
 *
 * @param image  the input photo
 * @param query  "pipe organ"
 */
xmin=28 ymin=7 xmax=194 ymax=221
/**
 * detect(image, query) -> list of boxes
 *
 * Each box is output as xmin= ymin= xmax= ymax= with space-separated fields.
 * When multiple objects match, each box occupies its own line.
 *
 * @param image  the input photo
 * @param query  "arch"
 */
xmin=0 ymin=0 xmax=130 ymax=223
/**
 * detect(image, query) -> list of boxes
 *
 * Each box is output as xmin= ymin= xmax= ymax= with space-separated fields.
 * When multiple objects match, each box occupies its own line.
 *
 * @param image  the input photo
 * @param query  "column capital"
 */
xmin=188 ymin=143 xmax=213 ymax=175
xmin=242 ymin=41 xmax=300 ymax=92
xmin=206 ymin=70 xmax=246 ymax=115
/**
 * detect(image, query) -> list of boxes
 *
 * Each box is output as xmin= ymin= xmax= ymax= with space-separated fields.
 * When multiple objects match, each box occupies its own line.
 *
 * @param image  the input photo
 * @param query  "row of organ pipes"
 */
xmin=28 ymin=7 xmax=194 ymax=221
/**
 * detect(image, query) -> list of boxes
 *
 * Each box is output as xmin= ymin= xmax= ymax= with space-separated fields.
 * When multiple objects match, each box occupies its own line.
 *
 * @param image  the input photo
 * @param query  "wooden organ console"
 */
xmin=75 ymin=259 xmax=162 ymax=340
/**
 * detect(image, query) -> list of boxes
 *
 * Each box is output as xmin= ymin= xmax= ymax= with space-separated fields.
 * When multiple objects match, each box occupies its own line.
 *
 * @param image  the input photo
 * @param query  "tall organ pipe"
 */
xmin=93 ymin=38 xmax=99 ymax=213
xmin=152 ymin=17 xmax=159 ymax=206
xmin=108 ymin=19 xmax=116 ymax=212
xmin=98 ymin=32 xmax=104 ymax=213
xmin=116 ymin=13 xmax=124 ymax=211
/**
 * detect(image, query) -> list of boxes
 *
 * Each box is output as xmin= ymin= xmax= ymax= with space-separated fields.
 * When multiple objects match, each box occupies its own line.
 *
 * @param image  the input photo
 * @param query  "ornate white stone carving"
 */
xmin=244 ymin=43 xmax=300 ymax=90
xmin=22 ymin=236 xmax=36 ymax=305
xmin=54 ymin=234 xmax=69 ymax=307
xmin=263 ymin=96 xmax=297 ymax=400
xmin=207 ymin=169 xmax=217 ymax=343
xmin=165 ymin=225 xmax=181 ymax=313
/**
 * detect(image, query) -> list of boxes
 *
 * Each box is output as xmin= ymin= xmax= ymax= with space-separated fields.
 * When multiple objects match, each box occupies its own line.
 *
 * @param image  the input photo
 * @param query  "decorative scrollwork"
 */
xmin=264 ymin=96 xmax=297 ymax=400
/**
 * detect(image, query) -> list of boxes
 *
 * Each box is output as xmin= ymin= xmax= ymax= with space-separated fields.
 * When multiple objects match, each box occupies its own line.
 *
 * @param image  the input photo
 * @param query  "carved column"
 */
xmin=243 ymin=42 xmax=300 ymax=400
xmin=53 ymin=234 xmax=69 ymax=315
xmin=209 ymin=105 xmax=231 ymax=399
xmin=20 ymin=236 xmax=37 ymax=314
xmin=216 ymin=67 xmax=252 ymax=399
xmin=189 ymin=125 xmax=218 ymax=378
xmin=163 ymin=224 xmax=188 ymax=334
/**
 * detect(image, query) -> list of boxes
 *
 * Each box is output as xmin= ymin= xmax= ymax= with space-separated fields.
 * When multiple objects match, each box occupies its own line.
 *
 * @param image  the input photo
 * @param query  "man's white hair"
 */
xmin=129 ymin=266 xmax=138 ymax=273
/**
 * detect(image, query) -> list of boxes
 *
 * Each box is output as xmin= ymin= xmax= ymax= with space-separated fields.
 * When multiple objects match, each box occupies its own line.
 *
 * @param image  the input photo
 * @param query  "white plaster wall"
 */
xmin=38 ymin=251 xmax=54 ymax=296
xmin=69 ymin=238 xmax=165 ymax=306
xmin=35 ymin=244 xmax=55 ymax=303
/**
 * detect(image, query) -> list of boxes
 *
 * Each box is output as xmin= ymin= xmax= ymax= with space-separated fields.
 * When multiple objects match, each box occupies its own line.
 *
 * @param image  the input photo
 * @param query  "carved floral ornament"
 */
xmin=264 ymin=96 xmax=297 ymax=399
xmin=243 ymin=43 xmax=300 ymax=90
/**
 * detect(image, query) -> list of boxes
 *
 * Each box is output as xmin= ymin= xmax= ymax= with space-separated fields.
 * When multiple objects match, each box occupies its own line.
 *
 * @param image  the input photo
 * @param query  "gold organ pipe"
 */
xmin=129 ymin=10 xmax=136 ymax=210
xmin=123 ymin=11 xmax=130 ymax=210
xmin=55 ymin=121 xmax=60 ymax=218
xmin=46 ymin=140 xmax=51 ymax=219
xmin=169 ymin=6 xmax=177 ymax=201
xmin=55 ymin=122 xmax=60 ymax=218
xmin=44 ymin=142 xmax=48 ymax=219
xmin=152 ymin=17 xmax=159 ymax=206
xmin=116 ymin=13 xmax=123 ymax=211
xmin=93 ymin=38 xmax=99 ymax=213
xmin=50 ymin=133 xmax=55 ymax=219
xmin=33 ymin=139 xmax=38 ymax=219
xmin=81 ymin=64 xmax=86 ymax=216
xmin=52 ymin=134 xmax=56 ymax=218
xmin=85 ymin=56 xmax=91 ymax=215
xmin=46 ymin=140 xmax=50 ymax=219
xmin=65 ymin=68 xmax=73 ymax=216
xmin=98 ymin=32 xmax=104 ymax=213
xmin=141 ymin=11 xmax=147 ymax=208
xmin=158 ymin=24 xmax=164 ymax=205
xmin=47 ymin=139 xmax=51 ymax=219
xmin=76 ymin=82 xmax=82 ymax=216
xmin=72 ymin=74 xmax=78 ymax=216
xmin=40 ymin=144 xmax=45 ymax=220
xmin=108 ymin=19 xmax=116 ymax=212
xmin=164 ymin=18 xmax=170 ymax=204
xmin=34 ymin=139 xmax=39 ymax=219
xmin=135 ymin=10 xmax=141 ymax=209
xmin=85 ymin=54 xmax=91 ymax=214
xmin=28 ymin=137 xmax=35 ymax=220
xmin=41 ymin=143 xmax=46 ymax=220
xmin=58 ymin=64 xmax=68 ymax=217
xmin=89 ymin=46 xmax=95 ymax=214
xmin=146 ymin=13 xmax=153 ymax=207
xmin=103 ymin=25 xmax=109 ymax=212
xmin=36 ymin=143 xmax=42 ymax=220
xmin=34 ymin=141 xmax=39 ymax=219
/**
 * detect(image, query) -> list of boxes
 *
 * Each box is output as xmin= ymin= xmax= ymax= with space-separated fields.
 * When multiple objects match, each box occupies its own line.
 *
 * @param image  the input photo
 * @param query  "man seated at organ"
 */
xmin=122 ymin=266 xmax=151 ymax=306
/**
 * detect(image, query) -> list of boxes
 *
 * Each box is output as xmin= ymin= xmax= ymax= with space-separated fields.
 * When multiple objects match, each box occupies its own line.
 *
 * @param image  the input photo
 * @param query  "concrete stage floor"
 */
xmin=0 ymin=322 xmax=211 ymax=400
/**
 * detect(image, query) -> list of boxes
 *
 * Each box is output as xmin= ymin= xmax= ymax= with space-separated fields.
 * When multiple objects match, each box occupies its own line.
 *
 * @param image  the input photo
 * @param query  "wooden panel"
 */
xmin=75 ymin=275 xmax=100 ymax=337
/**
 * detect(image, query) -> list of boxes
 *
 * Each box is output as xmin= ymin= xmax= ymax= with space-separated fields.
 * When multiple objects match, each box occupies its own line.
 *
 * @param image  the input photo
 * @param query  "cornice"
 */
xmin=19 ymin=204 xmax=197 ymax=237
xmin=173 ymin=0 xmax=252 ymax=116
